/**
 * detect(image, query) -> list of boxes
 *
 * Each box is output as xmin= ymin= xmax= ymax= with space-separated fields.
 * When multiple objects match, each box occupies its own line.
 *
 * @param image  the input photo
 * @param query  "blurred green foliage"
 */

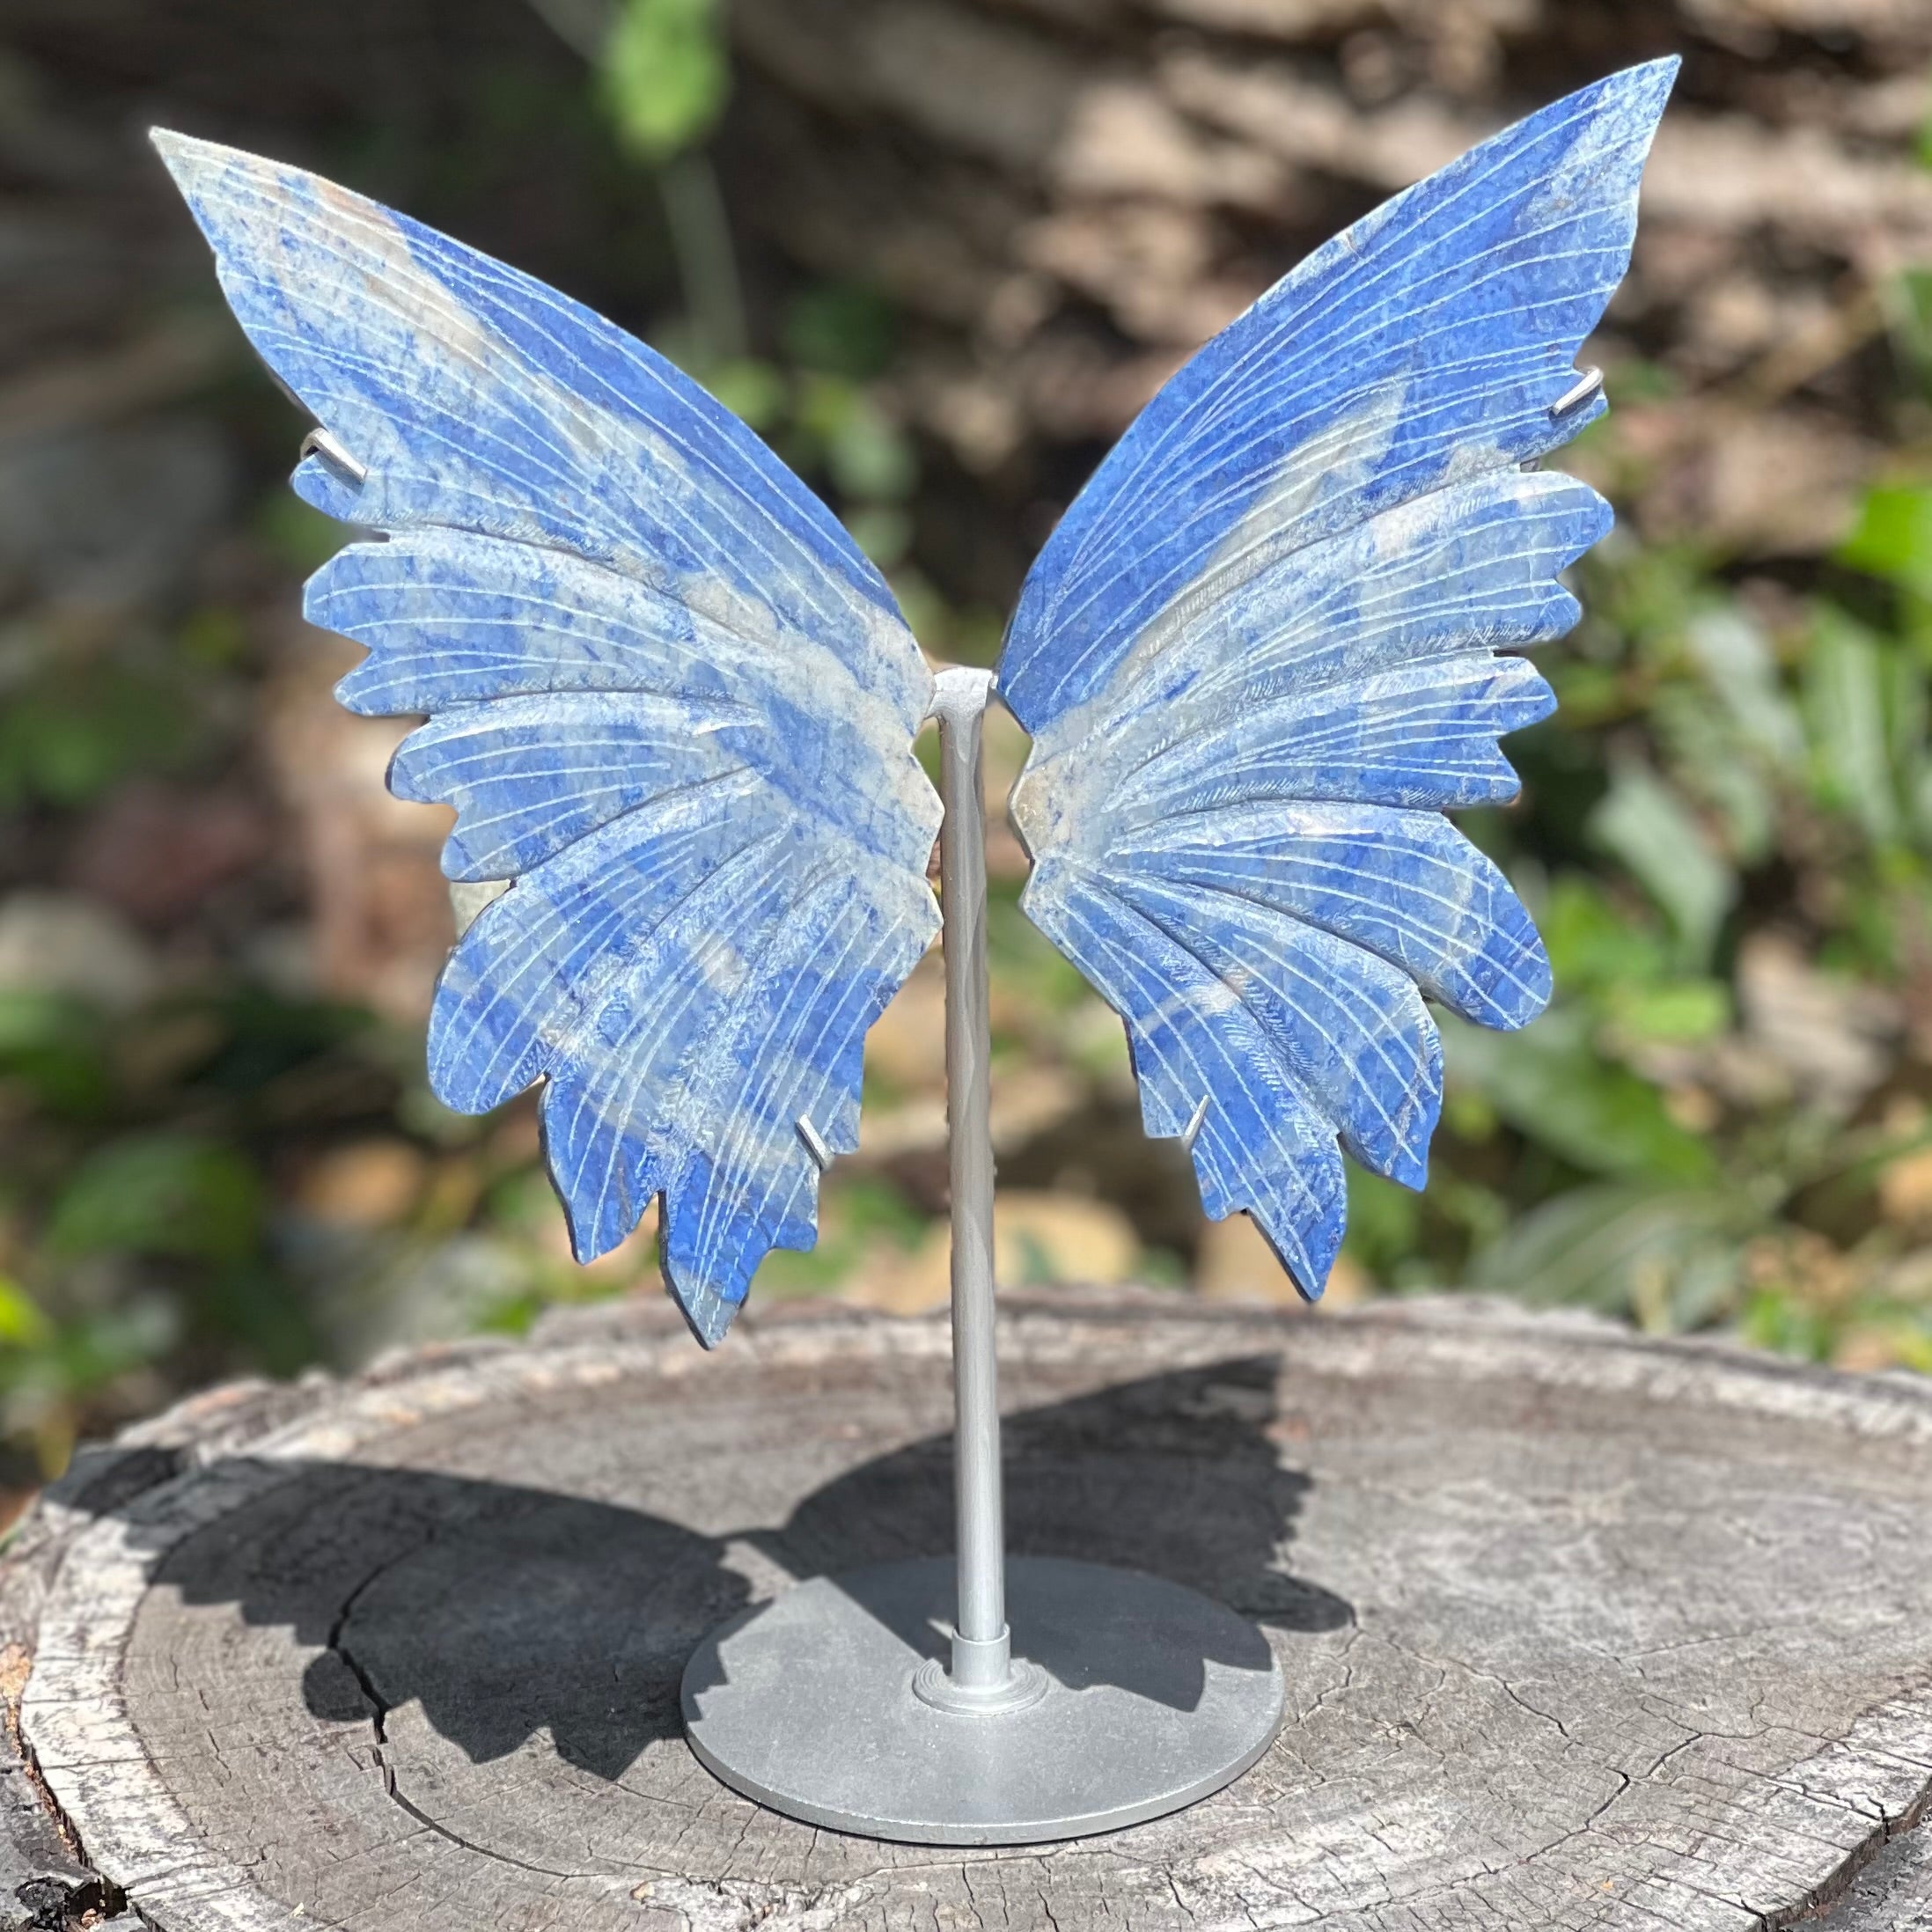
xmin=0 ymin=663 xmax=195 ymax=811
xmin=1435 ymin=473 xmax=1932 ymax=1357
xmin=602 ymin=0 xmax=729 ymax=164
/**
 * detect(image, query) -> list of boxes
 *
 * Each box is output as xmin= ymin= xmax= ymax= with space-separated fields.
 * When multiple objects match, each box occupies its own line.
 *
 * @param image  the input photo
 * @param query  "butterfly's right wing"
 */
xmin=998 ymin=62 xmax=1674 ymax=1297
xmin=156 ymin=133 xmax=942 ymax=1344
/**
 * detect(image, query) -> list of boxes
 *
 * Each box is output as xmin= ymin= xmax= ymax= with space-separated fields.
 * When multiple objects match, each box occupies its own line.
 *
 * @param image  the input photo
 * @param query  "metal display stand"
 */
xmin=680 ymin=668 xmax=1285 ymax=1844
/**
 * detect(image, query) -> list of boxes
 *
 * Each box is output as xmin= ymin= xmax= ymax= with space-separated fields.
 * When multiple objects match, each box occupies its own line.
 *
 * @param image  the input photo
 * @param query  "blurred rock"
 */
xmin=989 ymin=1062 xmax=1084 ymax=1150
xmin=448 ymin=878 xmax=510 ymax=937
xmin=0 ymin=422 xmax=229 ymax=613
xmin=487 ymin=1100 xmax=544 ymax=1169
xmin=263 ymin=627 xmax=455 ymax=1025
xmin=0 ymin=888 xmax=158 ymax=1010
xmin=1831 ymin=1321 xmax=1930 ymax=1374
xmin=1619 ymin=400 xmax=1877 ymax=555
xmin=1644 ymin=105 xmax=1932 ymax=254
xmin=1878 ymin=1147 xmax=1932 ymax=1231
xmin=67 ymin=780 xmax=270 ymax=929
xmin=863 ymin=953 xmax=947 ymax=1092
xmin=335 ymin=1233 xmax=532 ymax=1357
xmin=729 ymin=0 xmax=1932 ymax=576
xmin=840 ymin=1222 xmax=952 ymax=1312
xmin=842 ymin=1186 xmax=1142 ymax=1313
xmin=1195 ymin=1209 xmax=1366 ymax=1306
xmin=1737 ymin=933 xmax=1900 ymax=1117
xmin=293 ymin=1139 xmax=429 ymax=1232
xmin=997 ymin=1188 xmax=1140 ymax=1285
xmin=1877 ymin=1245 xmax=1932 ymax=1304
xmin=855 ymin=1091 xmax=950 ymax=1160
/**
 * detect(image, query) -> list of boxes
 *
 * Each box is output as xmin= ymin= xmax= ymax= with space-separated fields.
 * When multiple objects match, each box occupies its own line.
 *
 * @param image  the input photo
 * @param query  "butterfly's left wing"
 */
xmin=999 ymin=61 xmax=1675 ymax=1298
xmin=156 ymin=133 xmax=942 ymax=1344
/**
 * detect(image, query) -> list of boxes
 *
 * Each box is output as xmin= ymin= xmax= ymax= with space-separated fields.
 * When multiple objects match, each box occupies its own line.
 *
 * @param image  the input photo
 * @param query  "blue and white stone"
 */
xmin=153 ymin=131 xmax=943 ymax=1344
xmin=158 ymin=55 xmax=1674 ymax=1334
xmin=1001 ymin=60 xmax=1677 ymax=1297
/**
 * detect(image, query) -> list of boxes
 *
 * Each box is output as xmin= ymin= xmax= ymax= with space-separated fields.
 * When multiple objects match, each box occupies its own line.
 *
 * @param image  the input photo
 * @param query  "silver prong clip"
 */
xmin=1180 ymin=1093 xmax=1210 ymax=1155
xmin=299 ymin=426 xmax=369 ymax=488
xmin=1548 ymin=366 xmax=1604 ymax=418
xmin=796 ymin=1114 xmax=834 ymax=1172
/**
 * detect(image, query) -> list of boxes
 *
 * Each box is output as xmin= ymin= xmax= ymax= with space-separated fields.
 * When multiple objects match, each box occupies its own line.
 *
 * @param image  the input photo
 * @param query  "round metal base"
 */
xmin=680 ymin=1555 xmax=1285 ymax=1845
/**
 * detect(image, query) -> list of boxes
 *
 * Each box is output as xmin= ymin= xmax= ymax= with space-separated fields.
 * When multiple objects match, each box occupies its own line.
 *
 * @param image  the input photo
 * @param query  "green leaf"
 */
xmin=0 ymin=1277 xmax=50 ymax=1348
xmin=1341 ymin=1168 xmax=1420 ymax=1275
xmin=986 ymin=878 xmax=1093 ymax=1015
xmin=1892 ymin=269 xmax=1932 ymax=386
xmin=1539 ymin=874 xmax=1669 ymax=992
xmin=1443 ymin=1010 xmax=1715 ymax=1184
xmin=1607 ymin=979 xmax=1731 ymax=1044
xmin=1881 ymin=637 xmax=1928 ymax=798
xmin=1739 ymin=1287 xmax=1835 ymax=1363
xmin=1654 ymin=685 xmax=1777 ymax=863
xmin=1805 ymin=605 xmax=1904 ymax=846
xmin=0 ymin=1297 xmax=180 ymax=1422
xmin=193 ymin=987 xmax=369 ymax=1094
xmin=797 ymin=377 xmax=918 ymax=503
xmin=1588 ymin=762 xmax=1735 ymax=969
xmin=601 ymin=0 xmax=730 ymax=164
xmin=1545 ymin=660 xmax=1622 ymax=726
xmin=191 ymin=1262 xmax=318 ymax=1376
xmin=254 ymin=492 xmax=349 ymax=574
xmin=834 ymin=1175 xmax=927 ymax=1251
xmin=698 ymin=357 xmax=786 ymax=431
xmin=783 ymin=284 xmax=899 ymax=381
xmin=1684 ymin=608 xmax=1803 ymax=771
xmin=1472 ymin=1180 xmax=1752 ymax=1328
xmin=0 ymin=665 xmax=193 ymax=811
xmin=46 ymin=1135 xmax=264 ymax=1267
xmin=0 ymin=992 xmax=113 ymax=1118
xmin=1838 ymin=484 xmax=1932 ymax=599
xmin=843 ymin=506 xmax=912 ymax=568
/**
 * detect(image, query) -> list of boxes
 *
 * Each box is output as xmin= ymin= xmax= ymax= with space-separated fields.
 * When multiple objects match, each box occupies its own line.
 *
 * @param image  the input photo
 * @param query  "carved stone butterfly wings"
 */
xmin=156 ymin=57 xmax=1675 ymax=1343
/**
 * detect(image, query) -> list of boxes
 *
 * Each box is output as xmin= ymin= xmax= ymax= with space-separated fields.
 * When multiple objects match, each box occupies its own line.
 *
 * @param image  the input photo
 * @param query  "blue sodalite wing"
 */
xmin=155 ymin=132 xmax=941 ymax=1345
xmin=1001 ymin=61 xmax=1675 ymax=1299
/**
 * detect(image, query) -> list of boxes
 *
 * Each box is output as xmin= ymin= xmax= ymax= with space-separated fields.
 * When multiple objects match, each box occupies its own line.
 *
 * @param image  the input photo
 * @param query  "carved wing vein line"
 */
xmin=465 ymin=806 xmax=782 ymax=1100
xmin=684 ymin=890 xmax=900 ymax=1265
xmin=1051 ymin=84 xmax=1616 ymax=595
xmin=1052 ymin=894 xmax=1338 ymax=1263
xmin=1098 ymin=841 xmax=1546 ymax=1012
xmin=1067 ymin=399 xmax=1584 ymax=687
xmin=431 ymin=760 xmax=760 ymax=848
xmin=574 ymin=844 xmax=848 ymax=1240
xmin=240 ymin=231 xmax=870 ymax=638
xmin=1083 ymin=863 xmax=1433 ymax=1162
xmin=1100 ymin=664 xmax=1545 ymax=816
xmin=320 ymin=569 xmax=813 ymax=672
xmin=430 ymin=253 xmax=885 ymax=621
xmin=1160 ymin=232 xmax=1633 ymax=489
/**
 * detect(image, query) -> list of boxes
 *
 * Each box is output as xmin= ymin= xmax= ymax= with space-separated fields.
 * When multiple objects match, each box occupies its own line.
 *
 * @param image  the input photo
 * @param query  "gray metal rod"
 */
xmin=929 ymin=665 xmax=1010 ymax=1692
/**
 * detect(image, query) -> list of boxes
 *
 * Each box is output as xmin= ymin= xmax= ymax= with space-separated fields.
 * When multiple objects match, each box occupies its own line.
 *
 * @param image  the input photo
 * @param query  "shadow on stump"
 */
xmin=58 ymin=1355 xmax=1352 ymax=1783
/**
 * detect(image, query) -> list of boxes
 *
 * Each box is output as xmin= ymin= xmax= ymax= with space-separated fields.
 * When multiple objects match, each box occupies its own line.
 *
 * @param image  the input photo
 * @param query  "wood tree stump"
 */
xmin=5 ymin=1290 xmax=1932 ymax=1930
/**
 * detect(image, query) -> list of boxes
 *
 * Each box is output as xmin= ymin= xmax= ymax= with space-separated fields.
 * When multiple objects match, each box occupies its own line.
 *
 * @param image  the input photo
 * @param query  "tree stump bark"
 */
xmin=4 ymin=1290 xmax=1932 ymax=1930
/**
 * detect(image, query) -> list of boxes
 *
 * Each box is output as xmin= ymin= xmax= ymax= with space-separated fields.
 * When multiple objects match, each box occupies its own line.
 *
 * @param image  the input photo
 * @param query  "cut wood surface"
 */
xmin=5 ymin=1290 xmax=1932 ymax=1930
